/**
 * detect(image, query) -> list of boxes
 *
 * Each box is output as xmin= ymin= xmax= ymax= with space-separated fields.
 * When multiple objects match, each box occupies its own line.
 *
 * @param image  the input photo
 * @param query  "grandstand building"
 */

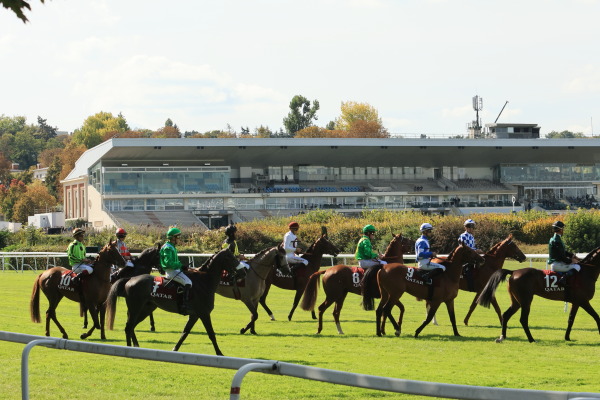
xmin=61 ymin=137 xmax=600 ymax=230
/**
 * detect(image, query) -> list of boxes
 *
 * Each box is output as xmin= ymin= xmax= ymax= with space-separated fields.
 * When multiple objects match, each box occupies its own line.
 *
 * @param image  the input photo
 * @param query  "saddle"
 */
xmin=151 ymin=276 xmax=187 ymax=305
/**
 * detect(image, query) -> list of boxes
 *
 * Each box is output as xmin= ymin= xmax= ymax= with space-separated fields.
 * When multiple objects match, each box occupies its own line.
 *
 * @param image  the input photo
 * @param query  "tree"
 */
xmin=45 ymin=155 xmax=62 ymax=198
xmin=0 ymin=179 xmax=27 ymax=221
xmin=13 ymin=181 xmax=57 ymax=224
xmin=1 ymin=0 xmax=46 ymax=23
xmin=0 ymin=115 xmax=27 ymax=135
xmin=35 ymin=116 xmax=57 ymax=141
xmin=58 ymin=142 xmax=87 ymax=181
xmin=11 ymin=130 xmax=42 ymax=169
xmin=282 ymin=95 xmax=320 ymax=135
xmin=0 ymin=152 xmax=12 ymax=186
xmin=165 ymin=118 xmax=174 ymax=127
xmin=333 ymin=101 xmax=388 ymax=138
xmin=254 ymin=125 xmax=272 ymax=138
xmin=325 ymin=121 xmax=335 ymax=130
xmin=545 ymin=130 xmax=586 ymax=139
xmin=72 ymin=112 xmax=130 ymax=148
xmin=295 ymin=126 xmax=329 ymax=138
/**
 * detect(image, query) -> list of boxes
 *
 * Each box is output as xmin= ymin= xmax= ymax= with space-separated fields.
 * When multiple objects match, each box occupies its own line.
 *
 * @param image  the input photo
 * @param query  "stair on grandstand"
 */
xmin=111 ymin=211 xmax=208 ymax=229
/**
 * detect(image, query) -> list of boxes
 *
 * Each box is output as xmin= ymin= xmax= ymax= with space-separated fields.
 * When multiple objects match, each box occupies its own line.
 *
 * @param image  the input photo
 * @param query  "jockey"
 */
xmin=160 ymin=227 xmax=192 ymax=314
xmin=116 ymin=228 xmax=134 ymax=268
xmin=458 ymin=219 xmax=484 ymax=255
xmin=283 ymin=221 xmax=309 ymax=267
xmin=68 ymin=228 xmax=94 ymax=284
xmin=222 ymin=224 xmax=249 ymax=271
xmin=415 ymin=223 xmax=446 ymax=285
xmin=548 ymin=220 xmax=581 ymax=285
xmin=354 ymin=224 xmax=387 ymax=268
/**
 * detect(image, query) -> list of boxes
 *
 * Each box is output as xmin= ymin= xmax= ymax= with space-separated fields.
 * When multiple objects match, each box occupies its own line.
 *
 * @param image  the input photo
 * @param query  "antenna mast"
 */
xmin=468 ymin=95 xmax=483 ymax=138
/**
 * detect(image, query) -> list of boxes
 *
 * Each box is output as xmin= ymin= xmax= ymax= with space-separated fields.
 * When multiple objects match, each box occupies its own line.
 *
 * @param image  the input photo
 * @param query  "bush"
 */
xmin=564 ymin=210 xmax=600 ymax=252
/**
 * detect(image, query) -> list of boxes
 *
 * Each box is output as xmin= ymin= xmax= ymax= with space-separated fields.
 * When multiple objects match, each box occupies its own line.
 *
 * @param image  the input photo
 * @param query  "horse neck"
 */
xmin=446 ymin=248 xmax=473 ymax=278
xmin=483 ymin=244 xmax=511 ymax=270
xmin=304 ymin=242 xmax=326 ymax=267
xmin=382 ymin=238 xmax=407 ymax=263
xmin=250 ymin=248 xmax=276 ymax=275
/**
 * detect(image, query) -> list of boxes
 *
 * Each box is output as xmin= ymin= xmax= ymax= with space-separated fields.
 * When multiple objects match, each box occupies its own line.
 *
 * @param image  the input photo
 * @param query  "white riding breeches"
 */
xmin=72 ymin=264 xmax=93 ymax=274
xmin=418 ymin=259 xmax=446 ymax=271
xmin=286 ymin=254 xmax=308 ymax=265
xmin=550 ymin=261 xmax=581 ymax=272
xmin=358 ymin=259 xmax=387 ymax=268
xmin=165 ymin=269 xmax=192 ymax=286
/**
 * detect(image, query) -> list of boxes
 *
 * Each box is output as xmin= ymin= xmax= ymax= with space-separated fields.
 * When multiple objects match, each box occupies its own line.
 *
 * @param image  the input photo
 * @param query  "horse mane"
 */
xmin=486 ymin=235 xmax=513 ymax=256
xmin=579 ymin=245 xmax=600 ymax=264
xmin=383 ymin=234 xmax=401 ymax=254
xmin=445 ymin=245 xmax=460 ymax=262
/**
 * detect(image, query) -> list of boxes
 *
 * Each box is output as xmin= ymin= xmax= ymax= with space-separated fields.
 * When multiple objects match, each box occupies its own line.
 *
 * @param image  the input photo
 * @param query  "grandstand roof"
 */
xmin=65 ymin=137 xmax=600 ymax=180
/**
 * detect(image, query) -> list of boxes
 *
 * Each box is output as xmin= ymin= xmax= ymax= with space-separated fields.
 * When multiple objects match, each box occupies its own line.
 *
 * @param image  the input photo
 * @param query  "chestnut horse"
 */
xmin=478 ymin=245 xmax=600 ymax=343
xmin=300 ymin=233 xmax=415 ymax=334
xmin=83 ymin=243 xmax=162 ymax=330
xmin=216 ymin=243 xmax=289 ymax=334
xmin=259 ymin=228 xmax=340 ymax=321
xmin=30 ymin=240 xmax=125 ymax=340
xmin=364 ymin=242 xmax=484 ymax=338
xmin=106 ymin=248 xmax=241 ymax=355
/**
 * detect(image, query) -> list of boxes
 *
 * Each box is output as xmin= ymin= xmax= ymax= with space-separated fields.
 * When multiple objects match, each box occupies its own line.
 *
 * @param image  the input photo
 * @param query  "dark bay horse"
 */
xmin=216 ymin=243 xmax=289 ymax=334
xmin=478 ymin=245 xmax=600 ymax=343
xmin=83 ymin=244 xmax=162 ymax=330
xmin=300 ymin=233 xmax=415 ymax=334
xmin=259 ymin=229 xmax=340 ymax=321
xmin=106 ymin=248 xmax=240 ymax=355
xmin=30 ymin=240 xmax=125 ymax=340
xmin=364 ymin=242 xmax=484 ymax=338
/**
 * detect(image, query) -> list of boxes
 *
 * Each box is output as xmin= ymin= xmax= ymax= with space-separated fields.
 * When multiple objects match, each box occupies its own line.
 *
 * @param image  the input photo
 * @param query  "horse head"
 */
xmin=311 ymin=234 xmax=340 ymax=258
xmin=451 ymin=240 xmax=485 ymax=266
xmin=135 ymin=242 xmax=162 ymax=272
xmin=496 ymin=234 xmax=526 ymax=262
xmin=382 ymin=233 xmax=415 ymax=262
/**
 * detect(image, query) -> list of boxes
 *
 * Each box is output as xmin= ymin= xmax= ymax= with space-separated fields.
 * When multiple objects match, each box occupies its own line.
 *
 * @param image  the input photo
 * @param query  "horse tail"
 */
xmin=477 ymin=269 xmax=512 ymax=308
xmin=300 ymin=270 xmax=325 ymax=311
xmin=105 ymin=277 xmax=129 ymax=330
xmin=362 ymin=265 xmax=383 ymax=311
xmin=30 ymin=274 xmax=41 ymax=323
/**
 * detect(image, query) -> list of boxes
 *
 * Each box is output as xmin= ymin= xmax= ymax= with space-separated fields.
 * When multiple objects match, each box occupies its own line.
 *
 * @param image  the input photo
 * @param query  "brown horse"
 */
xmin=106 ymin=248 xmax=240 ymax=355
xmin=259 ymin=228 xmax=340 ymax=321
xmin=477 ymin=245 xmax=600 ymax=343
xmin=364 ymin=242 xmax=484 ymax=338
xmin=457 ymin=235 xmax=527 ymax=325
xmin=30 ymin=240 xmax=125 ymax=340
xmin=216 ymin=243 xmax=289 ymax=334
xmin=300 ymin=233 xmax=415 ymax=334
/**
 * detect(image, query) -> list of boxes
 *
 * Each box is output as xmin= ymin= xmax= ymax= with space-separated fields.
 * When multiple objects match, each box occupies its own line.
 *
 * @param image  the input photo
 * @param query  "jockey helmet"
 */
xmin=464 ymin=219 xmax=476 ymax=227
xmin=420 ymin=223 xmax=433 ymax=232
xmin=362 ymin=224 xmax=377 ymax=234
xmin=166 ymin=227 xmax=182 ymax=238
xmin=116 ymin=227 xmax=127 ymax=237
xmin=72 ymin=228 xmax=85 ymax=237
xmin=288 ymin=222 xmax=299 ymax=229
xmin=225 ymin=224 xmax=237 ymax=236
xmin=552 ymin=220 xmax=565 ymax=230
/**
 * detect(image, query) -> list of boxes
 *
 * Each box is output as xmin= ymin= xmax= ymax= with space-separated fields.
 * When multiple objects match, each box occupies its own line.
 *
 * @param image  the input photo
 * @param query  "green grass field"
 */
xmin=1 ymin=261 xmax=599 ymax=400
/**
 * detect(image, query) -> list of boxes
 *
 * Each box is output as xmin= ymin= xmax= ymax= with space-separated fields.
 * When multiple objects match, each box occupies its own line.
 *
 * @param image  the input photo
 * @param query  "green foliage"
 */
xmin=282 ymin=95 xmax=320 ymax=135
xmin=72 ymin=112 xmax=129 ymax=148
xmin=564 ymin=210 xmax=600 ymax=252
xmin=545 ymin=130 xmax=586 ymax=139
xmin=0 ymin=229 xmax=12 ymax=249
xmin=45 ymin=156 xmax=62 ymax=197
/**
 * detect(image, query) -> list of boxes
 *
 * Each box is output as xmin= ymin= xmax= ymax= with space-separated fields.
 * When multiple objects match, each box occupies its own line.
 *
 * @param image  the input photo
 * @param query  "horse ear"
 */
xmin=321 ymin=226 xmax=328 ymax=237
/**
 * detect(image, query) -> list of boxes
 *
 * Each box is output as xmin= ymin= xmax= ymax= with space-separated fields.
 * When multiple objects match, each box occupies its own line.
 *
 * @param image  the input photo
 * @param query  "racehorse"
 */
xmin=216 ymin=243 xmax=289 ymax=334
xmin=364 ymin=242 xmax=484 ymax=338
xmin=477 ymin=245 xmax=600 ymax=343
xmin=442 ymin=235 xmax=527 ymax=326
xmin=300 ymin=233 xmax=415 ymax=334
xmin=83 ymin=244 xmax=162 ymax=330
xmin=30 ymin=240 xmax=125 ymax=340
xmin=106 ymin=248 xmax=241 ymax=355
xmin=259 ymin=227 xmax=340 ymax=321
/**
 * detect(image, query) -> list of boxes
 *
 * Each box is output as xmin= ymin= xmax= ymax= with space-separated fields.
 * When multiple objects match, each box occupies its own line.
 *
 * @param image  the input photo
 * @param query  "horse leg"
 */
xmin=427 ymin=302 xmax=439 ymax=326
xmin=99 ymin=303 xmax=107 ymax=340
xmin=565 ymin=303 xmax=579 ymax=341
xmin=332 ymin=294 xmax=347 ymax=335
xmin=445 ymin=300 xmax=460 ymax=337
xmin=81 ymin=305 xmax=99 ymax=340
xmin=287 ymin=289 xmax=303 ymax=321
xmin=579 ymin=301 xmax=600 ymax=336
xmin=316 ymin=298 xmax=333 ymax=334
xmin=240 ymin=301 xmax=259 ymax=335
xmin=415 ymin=302 xmax=441 ymax=338
xmin=394 ymin=301 xmax=405 ymax=335
xmin=375 ymin=299 xmax=385 ymax=337
xmin=173 ymin=316 xmax=200 ymax=352
xmin=149 ymin=312 xmax=156 ymax=332
xmin=518 ymin=302 xmax=535 ymax=343
xmin=490 ymin=296 xmax=503 ymax=327
xmin=385 ymin=298 xmax=402 ymax=337
xmin=82 ymin=307 xmax=88 ymax=329
xmin=259 ymin=283 xmax=275 ymax=321
xmin=496 ymin=293 xmax=520 ymax=343
xmin=463 ymin=293 xmax=479 ymax=326
xmin=46 ymin=297 xmax=68 ymax=339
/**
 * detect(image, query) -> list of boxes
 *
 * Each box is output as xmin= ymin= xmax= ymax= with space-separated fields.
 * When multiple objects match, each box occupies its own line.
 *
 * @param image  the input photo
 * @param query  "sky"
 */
xmin=1 ymin=0 xmax=600 ymax=137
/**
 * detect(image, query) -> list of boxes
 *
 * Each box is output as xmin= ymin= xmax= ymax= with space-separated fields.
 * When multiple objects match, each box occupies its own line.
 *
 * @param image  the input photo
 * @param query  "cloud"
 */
xmin=563 ymin=65 xmax=600 ymax=94
xmin=441 ymin=104 xmax=472 ymax=118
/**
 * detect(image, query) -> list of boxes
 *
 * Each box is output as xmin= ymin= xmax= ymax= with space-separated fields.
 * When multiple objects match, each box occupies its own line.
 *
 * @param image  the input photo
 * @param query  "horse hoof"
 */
xmin=240 ymin=328 xmax=246 ymax=334
xmin=80 ymin=333 xmax=87 ymax=340
xmin=150 ymin=327 xmax=156 ymax=332
xmin=395 ymin=330 xmax=400 ymax=337
xmin=62 ymin=334 xmax=68 ymax=339
xmin=250 ymin=330 xmax=257 ymax=335
xmin=495 ymin=336 xmax=504 ymax=343
xmin=269 ymin=314 xmax=276 ymax=321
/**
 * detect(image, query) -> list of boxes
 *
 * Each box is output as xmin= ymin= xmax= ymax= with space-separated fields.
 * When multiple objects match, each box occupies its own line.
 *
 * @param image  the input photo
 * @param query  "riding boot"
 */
xmin=558 ymin=269 xmax=576 ymax=286
xmin=72 ymin=270 xmax=89 ymax=285
xmin=110 ymin=269 xmax=120 ymax=284
xmin=422 ymin=268 xmax=443 ymax=285
xmin=179 ymin=285 xmax=192 ymax=315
